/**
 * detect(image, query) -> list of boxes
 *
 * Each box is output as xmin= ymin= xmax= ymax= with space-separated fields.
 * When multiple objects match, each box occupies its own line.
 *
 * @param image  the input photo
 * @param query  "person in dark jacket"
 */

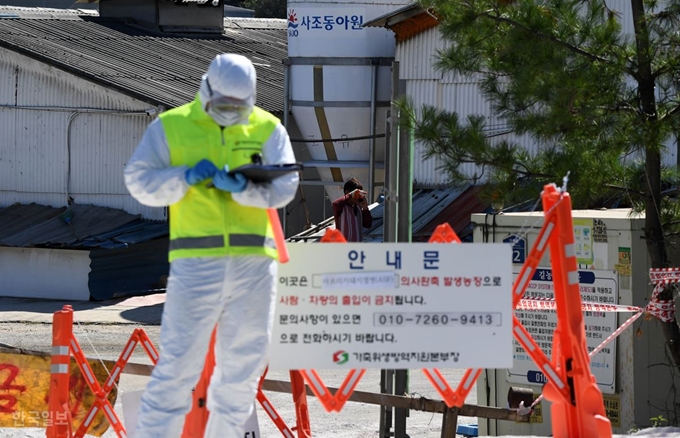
xmin=332 ymin=177 xmax=372 ymax=242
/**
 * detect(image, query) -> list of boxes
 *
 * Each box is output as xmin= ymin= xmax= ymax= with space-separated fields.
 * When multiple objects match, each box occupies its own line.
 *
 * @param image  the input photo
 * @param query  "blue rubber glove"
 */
xmin=185 ymin=159 xmax=218 ymax=185
xmin=212 ymin=165 xmax=247 ymax=193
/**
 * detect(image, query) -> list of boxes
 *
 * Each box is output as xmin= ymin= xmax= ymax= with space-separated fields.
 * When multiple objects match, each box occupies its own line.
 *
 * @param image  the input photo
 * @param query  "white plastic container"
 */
xmin=287 ymin=0 xmax=409 ymax=202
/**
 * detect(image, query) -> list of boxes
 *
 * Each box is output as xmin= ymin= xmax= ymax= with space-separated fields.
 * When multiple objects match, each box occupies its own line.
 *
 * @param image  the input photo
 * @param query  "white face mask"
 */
xmin=206 ymin=108 xmax=246 ymax=127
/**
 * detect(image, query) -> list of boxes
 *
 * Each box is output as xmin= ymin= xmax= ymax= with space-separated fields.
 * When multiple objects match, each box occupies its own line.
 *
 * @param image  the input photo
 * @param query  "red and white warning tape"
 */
xmin=516 ymin=297 xmax=641 ymax=313
xmin=648 ymin=268 xmax=678 ymax=323
xmin=516 ymin=267 xmax=679 ymax=323
xmin=649 ymin=267 xmax=680 ymax=283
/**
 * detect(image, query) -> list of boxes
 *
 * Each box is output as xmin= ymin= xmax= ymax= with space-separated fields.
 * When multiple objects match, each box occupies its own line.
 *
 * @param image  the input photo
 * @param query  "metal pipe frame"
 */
xmin=368 ymin=61 xmax=379 ymax=203
xmin=287 ymin=56 xmax=394 ymax=66
xmin=282 ymin=62 xmax=290 ymax=236
xmin=290 ymin=100 xmax=390 ymax=108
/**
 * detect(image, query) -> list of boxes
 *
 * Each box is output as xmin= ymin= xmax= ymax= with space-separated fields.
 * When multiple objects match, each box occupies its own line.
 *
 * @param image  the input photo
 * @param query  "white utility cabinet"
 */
xmin=472 ymin=208 xmax=679 ymax=435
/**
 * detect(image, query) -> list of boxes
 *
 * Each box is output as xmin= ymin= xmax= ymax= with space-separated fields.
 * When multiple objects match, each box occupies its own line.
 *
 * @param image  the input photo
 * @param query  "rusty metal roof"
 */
xmin=0 ymin=7 xmax=287 ymax=113
xmin=363 ymin=3 xmax=439 ymax=43
xmin=362 ymin=3 xmax=425 ymax=29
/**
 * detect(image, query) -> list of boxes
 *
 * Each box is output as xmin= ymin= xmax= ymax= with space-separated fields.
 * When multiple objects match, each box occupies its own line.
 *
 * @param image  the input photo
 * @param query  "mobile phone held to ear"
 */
xmin=352 ymin=189 xmax=367 ymax=200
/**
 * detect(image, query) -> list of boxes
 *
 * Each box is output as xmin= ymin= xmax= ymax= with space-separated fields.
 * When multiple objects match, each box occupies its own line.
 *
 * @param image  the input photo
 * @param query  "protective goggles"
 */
xmin=204 ymin=78 xmax=252 ymax=113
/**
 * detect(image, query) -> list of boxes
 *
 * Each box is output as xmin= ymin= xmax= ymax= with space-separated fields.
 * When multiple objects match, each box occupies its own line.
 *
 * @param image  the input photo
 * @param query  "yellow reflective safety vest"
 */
xmin=160 ymin=97 xmax=279 ymax=262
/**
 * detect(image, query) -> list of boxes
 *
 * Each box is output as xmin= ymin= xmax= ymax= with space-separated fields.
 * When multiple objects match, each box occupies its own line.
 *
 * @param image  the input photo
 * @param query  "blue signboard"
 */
xmin=503 ymin=235 xmax=526 ymax=264
xmin=532 ymin=268 xmax=595 ymax=284
xmin=527 ymin=370 xmax=549 ymax=384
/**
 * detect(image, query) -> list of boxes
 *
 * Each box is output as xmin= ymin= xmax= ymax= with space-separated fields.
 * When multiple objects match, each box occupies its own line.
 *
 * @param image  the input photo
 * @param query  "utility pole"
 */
xmin=380 ymin=61 xmax=401 ymax=438
xmin=394 ymin=64 xmax=413 ymax=438
xmin=380 ymin=60 xmax=413 ymax=438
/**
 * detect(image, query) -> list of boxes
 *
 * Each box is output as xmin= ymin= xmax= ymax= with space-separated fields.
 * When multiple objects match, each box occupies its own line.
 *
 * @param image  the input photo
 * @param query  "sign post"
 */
xmin=271 ymin=242 xmax=514 ymax=371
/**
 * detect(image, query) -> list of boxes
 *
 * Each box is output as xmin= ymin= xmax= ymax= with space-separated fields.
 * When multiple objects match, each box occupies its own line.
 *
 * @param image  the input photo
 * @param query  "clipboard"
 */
xmin=228 ymin=163 xmax=303 ymax=183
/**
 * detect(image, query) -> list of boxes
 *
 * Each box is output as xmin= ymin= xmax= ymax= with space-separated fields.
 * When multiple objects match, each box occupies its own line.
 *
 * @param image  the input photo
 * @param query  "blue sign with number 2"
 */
xmin=503 ymin=235 xmax=526 ymax=264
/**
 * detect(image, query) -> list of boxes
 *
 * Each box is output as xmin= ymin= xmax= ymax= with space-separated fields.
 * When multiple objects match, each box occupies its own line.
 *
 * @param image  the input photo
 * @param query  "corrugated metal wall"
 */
xmin=614 ymin=0 xmax=635 ymax=35
xmin=396 ymin=16 xmax=677 ymax=187
xmin=397 ymin=28 xmax=539 ymax=187
xmin=0 ymin=48 xmax=165 ymax=220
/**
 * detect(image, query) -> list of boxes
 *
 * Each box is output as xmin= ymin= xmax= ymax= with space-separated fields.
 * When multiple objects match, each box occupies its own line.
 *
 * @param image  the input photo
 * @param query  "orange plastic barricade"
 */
xmin=288 ymin=370 xmax=312 ymax=437
xmin=268 ymin=208 xmax=290 ymax=263
xmin=181 ymin=330 xmax=216 ymax=438
xmin=421 ymin=185 xmax=611 ymax=438
xmin=296 ymin=368 xmax=366 ymax=413
xmin=308 ymin=224 xmax=484 ymax=411
xmin=73 ymin=328 xmax=159 ymax=438
xmin=436 ymin=193 xmax=572 ymax=406
xmin=69 ymin=330 xmax=124 ymax=437
xmin=421 ymin=223 xmax=482 ymax=408
xmin=47 ymin=306 xmax=74 ymax=438
xmin=429 ymin=192 xmax=568 ymax=408
xmin=256 ymin=369 xmax=303 ymax=438
xmin=540 ymin=184 xmax=611 ymax=438
xmin=47 ymin=305 xmax=159 ymax=438
xmin=300 ymin=225 xmax=472 ymax=412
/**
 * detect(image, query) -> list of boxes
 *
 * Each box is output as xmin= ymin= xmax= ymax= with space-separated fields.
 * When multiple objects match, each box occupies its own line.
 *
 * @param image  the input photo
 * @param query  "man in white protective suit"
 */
xmin=124 ymin=53 xmax=299 ymax=437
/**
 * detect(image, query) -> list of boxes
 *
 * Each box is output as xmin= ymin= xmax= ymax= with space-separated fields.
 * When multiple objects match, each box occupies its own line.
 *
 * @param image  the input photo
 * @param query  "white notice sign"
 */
xmin=507 ymin=268 xmax=618 ymax=394
xmin=270 ymin=243 xmax=513 ymax=370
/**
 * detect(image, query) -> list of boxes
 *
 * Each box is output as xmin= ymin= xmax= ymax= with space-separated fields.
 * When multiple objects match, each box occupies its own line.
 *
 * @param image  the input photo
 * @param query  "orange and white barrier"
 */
xmin=299 ymin=224 xmax=478 ymax=414
xmin=73 ymin=328 xmax=158 ymax=438
xmin=46 ymin=305 xmax=140 ymax=438
xmin=46 ymin=306 xmax=74 ymax=438
xmin=514 ymin=184 xmax=610 ymax=437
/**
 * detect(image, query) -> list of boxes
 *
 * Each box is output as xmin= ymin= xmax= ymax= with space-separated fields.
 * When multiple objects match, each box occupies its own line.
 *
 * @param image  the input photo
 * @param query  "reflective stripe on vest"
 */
xmin=169 ymin=234 xmax=276 ymax=251
xmin=169 ymin=235 xmax=224 ymax=251
xmin=230 ymin=234 xmax=277 ymax=249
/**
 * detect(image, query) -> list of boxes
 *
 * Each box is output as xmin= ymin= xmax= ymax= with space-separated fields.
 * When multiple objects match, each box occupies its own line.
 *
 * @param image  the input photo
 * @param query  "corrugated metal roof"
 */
xmin=0 ymin=7 xmax=287 ymax=113
xmin=288 ymin=186 xmax=491 ymax=243
xmin=0 ymin=203 xmax=168 ymax=249
xmin=415 ymin=185 xmax=489 ymax=241
xmin=0 ymin=6 xmax=98 ymax=19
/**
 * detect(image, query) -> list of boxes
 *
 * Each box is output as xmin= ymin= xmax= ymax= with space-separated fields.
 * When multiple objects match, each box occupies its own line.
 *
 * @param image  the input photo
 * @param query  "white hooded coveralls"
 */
xmin=124 ymin=54 xmax=299 ymax=438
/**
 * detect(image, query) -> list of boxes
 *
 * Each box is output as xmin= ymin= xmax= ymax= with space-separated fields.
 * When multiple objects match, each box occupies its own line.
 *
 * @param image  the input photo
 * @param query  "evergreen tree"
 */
xmin=408 ymin=0 xmax=680 ymax=376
